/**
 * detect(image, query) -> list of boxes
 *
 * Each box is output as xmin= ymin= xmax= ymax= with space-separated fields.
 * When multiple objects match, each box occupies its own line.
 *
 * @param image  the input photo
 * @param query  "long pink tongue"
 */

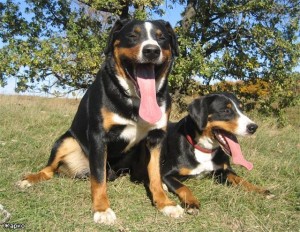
xmin=224 ymin=135 xmax=253 ymax=170
xmin=136 ymin=64 xmax=162 ymax=124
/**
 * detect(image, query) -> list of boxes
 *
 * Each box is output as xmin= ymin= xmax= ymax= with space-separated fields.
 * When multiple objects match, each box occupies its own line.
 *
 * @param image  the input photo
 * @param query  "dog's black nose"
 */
xmin=247 ymin=123 xmax=258 ymax=134
xmin=142 ymin=44 xmax=161 ymax=60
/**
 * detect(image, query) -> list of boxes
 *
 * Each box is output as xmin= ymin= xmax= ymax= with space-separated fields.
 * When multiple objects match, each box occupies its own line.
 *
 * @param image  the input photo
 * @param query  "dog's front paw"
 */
xmin=185 ymin=207 xmax=199 ymax=215
xmin=93 ymin=208 xmax=117 ymax=225
xmin=16 ymin=180 xmax=32 ymax=189
xmin=160 ymin=205 xmax=184 ymax=218
xmin=265 ymin=191 xmax=276 ymax=199
xmin=183 ymin=201 xmax=200 ymax=215
xmin=261 ymin=189 xmax=276 ymax=199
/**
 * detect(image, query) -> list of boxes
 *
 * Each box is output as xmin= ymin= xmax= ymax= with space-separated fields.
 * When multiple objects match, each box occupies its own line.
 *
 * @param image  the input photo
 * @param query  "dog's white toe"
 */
xmin=162 ymin=184 xmax=169 ymax=192
xmin=266 ymin=194 xmax=276 ymax=199
xmin=93 ymin=208 xmax=117 ymax=225
xmin=160 ymin=205 xmax=184 ymax=218
xmin=16 ymin=180 xmax=32 ymax=189
xmin=186 ymin=207 xmax=199 ymax=215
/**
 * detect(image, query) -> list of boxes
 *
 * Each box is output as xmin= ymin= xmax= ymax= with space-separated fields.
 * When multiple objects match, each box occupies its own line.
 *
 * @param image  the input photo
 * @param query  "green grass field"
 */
xmin=0 ymin=95 xmax=299 ymax=231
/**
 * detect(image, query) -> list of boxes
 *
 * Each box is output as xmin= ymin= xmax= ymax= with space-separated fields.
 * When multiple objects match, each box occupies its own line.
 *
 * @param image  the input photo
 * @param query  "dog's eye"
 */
xmin=156 ymin=34 xmax=166 ymax=41
xmin=127 ymin=33 xmax=139 ymax=40
xmin=223 ymin=108 xmax=231 ymax=114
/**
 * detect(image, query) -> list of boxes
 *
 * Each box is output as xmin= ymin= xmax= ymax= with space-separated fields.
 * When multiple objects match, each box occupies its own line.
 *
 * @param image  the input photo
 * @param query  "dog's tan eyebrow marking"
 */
xmin=207 ymin=114 xmax=213 ymax=122
xmin=227 ymin=103 xmax=232 ymax=108
xmin=134 ymin=26 xmax=141 ymax=33
xmin=156 ymin=29 xmax=162 ymax=37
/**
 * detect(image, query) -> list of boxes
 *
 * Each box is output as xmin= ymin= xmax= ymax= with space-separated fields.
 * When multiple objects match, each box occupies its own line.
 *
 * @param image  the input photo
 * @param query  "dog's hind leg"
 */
xmin=17 ymin=132 xmax=89 ymax=189
xmin=221 ymin=170 xmax=273 ymax=197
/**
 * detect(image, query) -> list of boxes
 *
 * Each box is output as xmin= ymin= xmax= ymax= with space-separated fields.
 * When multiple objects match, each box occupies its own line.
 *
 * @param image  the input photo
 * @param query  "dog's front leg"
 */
xmin=146 ymin=130 xmax=184 ymax=218
xmin=89 ymin=131 xmax=116 ymax=225
xmin=163 ymin=174 xmax=200 ymax=215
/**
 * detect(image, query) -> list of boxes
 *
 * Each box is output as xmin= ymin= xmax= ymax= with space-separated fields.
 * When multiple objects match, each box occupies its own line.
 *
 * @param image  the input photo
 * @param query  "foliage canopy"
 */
xmin=0 ymin=0 xmax=299 ymax=121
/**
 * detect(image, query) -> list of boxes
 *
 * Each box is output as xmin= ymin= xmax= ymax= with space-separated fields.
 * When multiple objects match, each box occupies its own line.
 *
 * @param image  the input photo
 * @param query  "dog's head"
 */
xmin=188 ymin=93 xmax=258 ymax=170
xmin=104 ymin=19 xmax=178 ymax=124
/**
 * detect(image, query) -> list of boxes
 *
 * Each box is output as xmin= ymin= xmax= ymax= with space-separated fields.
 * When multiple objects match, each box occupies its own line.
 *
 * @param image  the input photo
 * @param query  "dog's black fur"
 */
xmin=18 ymin=19 xmax=184 ymax=224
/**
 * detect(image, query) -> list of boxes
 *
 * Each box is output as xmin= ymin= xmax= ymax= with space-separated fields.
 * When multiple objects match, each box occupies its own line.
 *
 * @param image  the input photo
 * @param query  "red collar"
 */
xmin=183 ymin=120 xmax=218 ymax=154
xmin=185 ymin=134 xmax=218 ymax=154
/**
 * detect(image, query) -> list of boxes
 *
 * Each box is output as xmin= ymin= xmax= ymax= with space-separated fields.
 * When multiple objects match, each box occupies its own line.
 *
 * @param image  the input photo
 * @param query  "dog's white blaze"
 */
xmin=116 ymin=102 xmax=167 ymax=152
xmin=230 ymin=100 xmax=255 ymax=136
xmin=137 ymin=22 xmax=163 ymax=63
xmin=189 ymin=149 xmax=220 ymax=175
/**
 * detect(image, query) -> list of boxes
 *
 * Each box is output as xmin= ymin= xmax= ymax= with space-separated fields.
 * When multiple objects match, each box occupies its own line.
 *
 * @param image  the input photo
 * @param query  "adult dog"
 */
xmin=161 ymin=93 xmax=272 ymax=214
xmin=17 ymin=19 xmax=184 ymax=224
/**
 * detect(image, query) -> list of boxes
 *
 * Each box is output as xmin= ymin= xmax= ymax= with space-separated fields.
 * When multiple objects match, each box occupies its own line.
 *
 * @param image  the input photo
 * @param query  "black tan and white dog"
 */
xmin=17 ymin=19 xmax=184 ymax=224
xmin=161 ymin=93 xmax=272 ymax=214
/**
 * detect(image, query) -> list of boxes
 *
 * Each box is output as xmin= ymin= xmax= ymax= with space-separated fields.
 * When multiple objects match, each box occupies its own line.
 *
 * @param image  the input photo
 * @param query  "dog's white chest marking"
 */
xmin=189 ymin=149 xmax=219 ymax=175
xmin=112 ymin=104 xmax=167 ymax=152
xmin=120 ymin=121 xmax=151 ymax=151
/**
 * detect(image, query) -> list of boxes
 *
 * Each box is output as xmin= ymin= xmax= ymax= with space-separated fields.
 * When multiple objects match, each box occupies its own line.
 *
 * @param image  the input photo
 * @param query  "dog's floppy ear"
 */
xmin=188 ymin=98 xmax=208 ymax=131
xmin=104 ymin=19 xmax=131 ymax=55
xmin=188 ymin=95 xmax=216 ymax=131
xmin=156 ymin=20 xmax=179 ymax=56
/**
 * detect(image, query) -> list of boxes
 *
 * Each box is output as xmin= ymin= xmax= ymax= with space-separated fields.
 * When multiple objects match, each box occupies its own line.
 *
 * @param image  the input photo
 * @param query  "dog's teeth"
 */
xmin=219 ymin=136 xmax=225 ymax=144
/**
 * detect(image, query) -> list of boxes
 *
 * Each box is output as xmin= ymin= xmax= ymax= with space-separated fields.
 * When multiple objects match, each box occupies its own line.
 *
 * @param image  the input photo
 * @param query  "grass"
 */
xmin=0 ymin=95 xmax=299 ymax=231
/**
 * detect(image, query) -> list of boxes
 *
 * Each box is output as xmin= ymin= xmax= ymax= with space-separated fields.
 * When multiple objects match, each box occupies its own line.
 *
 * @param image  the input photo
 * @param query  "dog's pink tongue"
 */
xmin=224 ymin=134 xmax=253 ymax=170
xmin=136 ymin=64 xmax=162 ymax=124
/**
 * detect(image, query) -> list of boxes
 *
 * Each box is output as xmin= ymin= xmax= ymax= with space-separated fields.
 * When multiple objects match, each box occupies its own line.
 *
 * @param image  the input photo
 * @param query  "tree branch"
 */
xmin=76 ymin=0 xmax=130 ymax=19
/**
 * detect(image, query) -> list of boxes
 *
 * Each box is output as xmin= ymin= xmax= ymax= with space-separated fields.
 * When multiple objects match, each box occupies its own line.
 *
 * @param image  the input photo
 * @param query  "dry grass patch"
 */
xmin=0 ymin=95 xmax=299 ymax=231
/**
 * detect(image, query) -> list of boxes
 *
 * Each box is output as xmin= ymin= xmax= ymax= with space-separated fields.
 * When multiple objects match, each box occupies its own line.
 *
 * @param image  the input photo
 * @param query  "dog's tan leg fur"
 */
xmin=148 ymin=147 xmax=184 ymax=218
xmin=175 ymin=186 xmax=200 ymax=208
xmin=226 ymin=172 xmax=271 ymax=195
xmin=17 ymin=137 xmax=88 ymax=188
